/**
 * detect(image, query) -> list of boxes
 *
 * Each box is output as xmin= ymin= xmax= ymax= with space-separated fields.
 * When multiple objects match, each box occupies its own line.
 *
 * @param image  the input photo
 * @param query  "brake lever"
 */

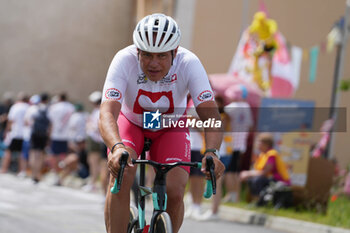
xmin=203 ymin=156 xmax=217 ymax=198
xmin=206 ymin=156 xmax=217 ymax=195
xmin=111 ymin=151 xmax=129 ymax=194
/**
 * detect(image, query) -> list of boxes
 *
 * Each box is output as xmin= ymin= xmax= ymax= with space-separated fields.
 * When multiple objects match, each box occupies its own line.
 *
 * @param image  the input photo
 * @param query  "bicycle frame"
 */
xmin=111 ymin=139 xmax=216 ymax=233
xmin=133 ymin=158 xmax=202 ymax=232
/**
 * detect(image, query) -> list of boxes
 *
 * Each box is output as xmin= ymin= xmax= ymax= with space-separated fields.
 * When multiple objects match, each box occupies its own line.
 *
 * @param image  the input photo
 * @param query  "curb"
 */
xmin=217 ymin=205 xmax=350 ymax=233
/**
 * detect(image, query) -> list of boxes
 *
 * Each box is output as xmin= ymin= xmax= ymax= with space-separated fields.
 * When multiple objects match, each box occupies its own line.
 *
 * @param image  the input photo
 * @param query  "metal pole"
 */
xmin=326 ymin=0 xmax=350 ymax=159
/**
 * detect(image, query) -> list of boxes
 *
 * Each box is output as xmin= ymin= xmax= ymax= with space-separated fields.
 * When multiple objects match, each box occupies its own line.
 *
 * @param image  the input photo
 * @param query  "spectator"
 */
xmin=20 ymin=94 xmax=42 ymax=178
xmin=240 ymin=133 xmax=290 ymax=200
xmin=184 ymin=98 xmax=205 ymax=220
xmin=66 ymin=103 xmax=88 ymax=147
xmin=28 ymin=93 xmax=51 ymax=183
xmin=0 ymin=93 xmax=14 ymax=162
xmin=58 ymin=103 xmax=89 ymax=185
xmin=83 ymin=91 xmax=108 ymax=193
xmin=223 ymin=99 xmax=253 ymax=202
xmin=0 ymin=92 xmax=14 ymax=141
xmin=0 ymin=93 xmax=29 ymax=174
xmin=200 ymin=95 xmax=233 ymax=220
xmin=47 ymin=93 xmax=75 ymax=184
xmin=56 ymin=148 xmax=89 ymax=186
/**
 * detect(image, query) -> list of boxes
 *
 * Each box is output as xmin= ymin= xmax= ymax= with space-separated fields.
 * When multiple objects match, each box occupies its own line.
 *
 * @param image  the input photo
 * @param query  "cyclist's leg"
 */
xmin=150 ymin=128 xmax=191 ymax=233
xmin=105 ymin=113 xmax=144 ymax=233
xmin=166 ymin=167 xmax=188 ymax=233
xmin=105 ymin=147 xmax=138 ymax=233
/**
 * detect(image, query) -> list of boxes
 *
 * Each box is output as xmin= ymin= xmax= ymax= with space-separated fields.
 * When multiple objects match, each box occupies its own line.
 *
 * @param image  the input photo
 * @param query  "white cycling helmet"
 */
xmin=133 ymin=13 xmax=181 ymax=53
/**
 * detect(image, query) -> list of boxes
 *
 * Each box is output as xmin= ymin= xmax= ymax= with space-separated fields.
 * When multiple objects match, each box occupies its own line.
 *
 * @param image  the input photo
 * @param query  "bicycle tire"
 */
xmin=128 ymin=205 xmax=139 ymax=233
xmin=153 ymin=212 xmax=173 ymax=233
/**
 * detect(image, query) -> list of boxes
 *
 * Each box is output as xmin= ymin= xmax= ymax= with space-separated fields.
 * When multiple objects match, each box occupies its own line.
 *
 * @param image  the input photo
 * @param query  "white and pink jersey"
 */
xmin=102 ymin=45 xmax=214 ymax=128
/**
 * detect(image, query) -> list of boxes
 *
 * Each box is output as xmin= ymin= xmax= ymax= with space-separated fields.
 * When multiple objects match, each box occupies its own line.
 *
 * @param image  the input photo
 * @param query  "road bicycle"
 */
xmin=111 ymin=138 xmax=216 ymax=233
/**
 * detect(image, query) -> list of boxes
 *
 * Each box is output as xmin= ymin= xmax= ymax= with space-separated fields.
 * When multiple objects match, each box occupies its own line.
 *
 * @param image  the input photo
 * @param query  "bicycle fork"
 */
xmin=138 ymin=167 xmax=168 ymax=233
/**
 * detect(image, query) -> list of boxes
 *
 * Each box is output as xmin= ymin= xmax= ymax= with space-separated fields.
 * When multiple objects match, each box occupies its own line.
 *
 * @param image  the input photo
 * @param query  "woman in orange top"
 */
xmin=240 ymin=133 xmax=290 ymax=197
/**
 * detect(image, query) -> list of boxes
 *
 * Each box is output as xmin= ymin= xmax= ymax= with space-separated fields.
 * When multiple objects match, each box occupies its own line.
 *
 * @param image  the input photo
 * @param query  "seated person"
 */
xmin=240 ymin=133 xmax=290 ymax=199
xmin=57 ymin=140 xmax=89 ymax=186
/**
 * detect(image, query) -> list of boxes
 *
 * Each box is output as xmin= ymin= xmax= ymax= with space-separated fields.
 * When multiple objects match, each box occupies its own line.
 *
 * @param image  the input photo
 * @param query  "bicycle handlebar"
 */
xmin=111 ymin=152 xmax=216 ymax=198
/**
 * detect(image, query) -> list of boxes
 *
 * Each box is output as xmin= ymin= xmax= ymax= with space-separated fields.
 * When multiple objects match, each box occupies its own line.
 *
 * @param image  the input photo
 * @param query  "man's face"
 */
xmin=138 ymin=49 xmax=176 ymax=82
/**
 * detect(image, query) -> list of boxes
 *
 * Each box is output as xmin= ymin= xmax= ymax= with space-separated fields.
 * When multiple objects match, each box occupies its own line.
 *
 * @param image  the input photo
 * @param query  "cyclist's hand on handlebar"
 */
xmin=107 ymin=147 xmax=134 ymax=178
xmin=201 ymin=154 xmax=225 ymax=180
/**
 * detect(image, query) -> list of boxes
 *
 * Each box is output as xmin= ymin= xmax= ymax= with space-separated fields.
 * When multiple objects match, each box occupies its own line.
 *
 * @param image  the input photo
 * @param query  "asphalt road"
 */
xmin=0 ymin=174 xmax=286 ymax=233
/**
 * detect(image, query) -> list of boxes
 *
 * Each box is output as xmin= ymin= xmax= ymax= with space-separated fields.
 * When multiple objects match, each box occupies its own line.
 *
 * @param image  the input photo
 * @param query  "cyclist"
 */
xmin=99 ymin=13 xmax=225 ymax=233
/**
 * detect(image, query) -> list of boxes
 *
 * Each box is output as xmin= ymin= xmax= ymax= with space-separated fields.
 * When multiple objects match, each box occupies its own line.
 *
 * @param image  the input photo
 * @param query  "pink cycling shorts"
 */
xmin=116 ymin=112 xmax=191 ymax=173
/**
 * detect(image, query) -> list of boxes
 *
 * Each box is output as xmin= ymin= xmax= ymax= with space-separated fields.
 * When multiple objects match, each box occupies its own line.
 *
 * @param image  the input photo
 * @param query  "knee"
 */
xmin=108 ymin=166 xmax=137 ymax=191
xmin=167 ymin=189 xmax=184 ymax=205
xmin=123 ymin=166 xmax=137 ymax=180
xmin=167 ymin=183 xmax=186 ymax=205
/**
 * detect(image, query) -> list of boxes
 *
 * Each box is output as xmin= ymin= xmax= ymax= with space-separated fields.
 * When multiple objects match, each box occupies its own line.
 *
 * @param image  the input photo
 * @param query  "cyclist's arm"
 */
xmin=196 ymin=100 xmax=222 ymax=150
xmin=99 ymin=100 xmax=122 ymax=150
xmin=99 ymin=100 xmax=131 ymax=177
xmin=196 ymin=100 xmax=225 ymax=179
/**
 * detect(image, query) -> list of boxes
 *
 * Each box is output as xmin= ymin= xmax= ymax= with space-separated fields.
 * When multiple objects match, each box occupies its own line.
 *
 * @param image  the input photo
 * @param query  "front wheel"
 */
xmin=153 ymin=212 xmax=173 ymax=233
xmin=128 ymin=205 xmax=139 ymax=233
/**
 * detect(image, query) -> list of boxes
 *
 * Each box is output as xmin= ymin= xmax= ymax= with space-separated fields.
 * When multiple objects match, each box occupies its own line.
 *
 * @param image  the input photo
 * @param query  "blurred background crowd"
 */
xmin=0 ymin=91 xmax=109 ymax=196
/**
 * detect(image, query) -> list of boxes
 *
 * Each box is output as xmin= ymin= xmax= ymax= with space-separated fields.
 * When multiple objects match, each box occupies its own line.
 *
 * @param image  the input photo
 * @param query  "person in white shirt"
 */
xmin=47 ymin=93 xmax=75 ymax=182
xmin=201 ymin=95 xmax=234 ymax=220
xmin=58 ymin=103 xmax=89 ymax=185
xmin=67 ymin=103 xmax=88 ymax=145
xmin=184 ymin=98 xmax=206 ymax=220
xmin=20 ymin=94 xmax=41 ymax=178
xmin=99 ymin=14 xmax=224 ymax=233
xmin=0 ymin=93 xmax=29 ymax=174
xmin=223 ymin=100 xmax=253 ymax=202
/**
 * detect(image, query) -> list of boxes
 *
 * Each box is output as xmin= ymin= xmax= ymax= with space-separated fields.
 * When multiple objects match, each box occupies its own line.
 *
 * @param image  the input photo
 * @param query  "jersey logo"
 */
xmin=197 ymin=90 xmax=214 ymax=102
xmin=105 ymin=88 xmax=122 ymax=100
xmin=133 ymin=89 xmax=174 ymax=114
xmin=160 ymin=74 xmax=177 ymax=85
xmin=137 ymin=74 xmax=148 ymax=84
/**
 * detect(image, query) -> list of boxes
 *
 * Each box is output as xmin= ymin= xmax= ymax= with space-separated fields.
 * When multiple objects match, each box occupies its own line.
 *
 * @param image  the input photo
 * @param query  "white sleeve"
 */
xmin=7 ymin=106 xmax=15 ymax=121
xmin=101 ymin=50 xmax=131 ymax=103
xmin=183 ymin=54 xmax=214 ymax=107
xmin=47 ymin=105 xmax=55 ymax=121
xmin=23 ymin=107 xmax=34 ymax=126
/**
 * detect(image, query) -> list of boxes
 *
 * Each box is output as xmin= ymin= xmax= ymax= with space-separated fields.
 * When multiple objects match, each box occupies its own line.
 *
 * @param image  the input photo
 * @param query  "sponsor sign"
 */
xmin=279 ymin=132 xmax=313 ymax=186
xmin=257 ymin=98 xmax=315 ymax=132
